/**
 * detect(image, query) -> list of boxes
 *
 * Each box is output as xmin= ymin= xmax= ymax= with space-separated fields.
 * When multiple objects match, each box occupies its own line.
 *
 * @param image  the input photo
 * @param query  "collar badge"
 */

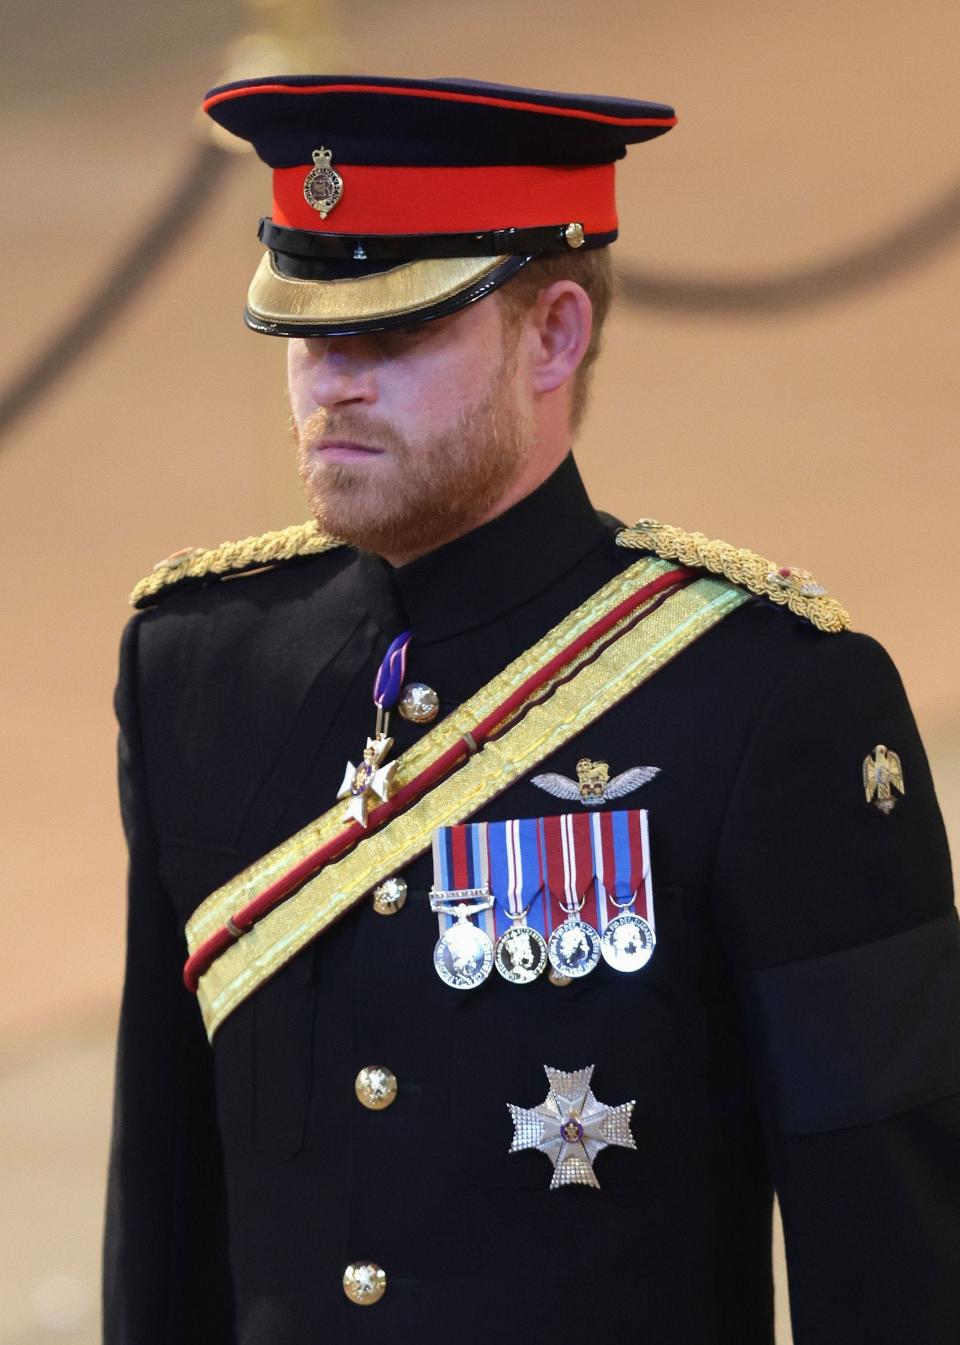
xmin=303 ymin=146 xmax=343 ymax=219
xmin=508 ymin=1065 xmax=636 ymax=1189
xmin=532 ymin=757 xmax=659 ymax=807
xmin=863 ymin=743 xmax=905 ymax=814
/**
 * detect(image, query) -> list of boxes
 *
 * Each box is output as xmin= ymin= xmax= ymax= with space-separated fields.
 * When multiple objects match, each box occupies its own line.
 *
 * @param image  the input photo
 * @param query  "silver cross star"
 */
xmin=337 ymin=734 xmax=397 ymax=827
xmin=507 ymin=1065 xmax=636 ymax=1190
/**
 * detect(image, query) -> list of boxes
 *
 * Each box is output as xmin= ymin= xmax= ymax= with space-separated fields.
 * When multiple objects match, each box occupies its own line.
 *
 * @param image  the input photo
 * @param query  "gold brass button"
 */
xmin=548 ymin=967 xmax=573 ymax=988
xmin=343 ymin=1261 xmax=386 ymax=1305
xmin=372 ymin=875 xmax=407 ymax=915
xmin=355 ymin=1065 xmax=398 ymax=1111
xmin=398 ymin=681 xmax=440 ymax=723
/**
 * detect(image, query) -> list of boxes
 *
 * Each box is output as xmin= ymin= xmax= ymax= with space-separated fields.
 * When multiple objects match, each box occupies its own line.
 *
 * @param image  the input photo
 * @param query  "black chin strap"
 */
xmin=258 ymin=217 xmax=617 ymax=262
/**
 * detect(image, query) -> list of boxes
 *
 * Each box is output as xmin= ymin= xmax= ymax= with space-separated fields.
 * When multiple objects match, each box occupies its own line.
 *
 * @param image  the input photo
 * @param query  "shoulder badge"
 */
xmin=616 ymin=519 xmax=849 ymax=634
xmin=130 ymin=522 xmax=342 ymax=609
xmin=863 ymin=744 xmax=905 ymax=814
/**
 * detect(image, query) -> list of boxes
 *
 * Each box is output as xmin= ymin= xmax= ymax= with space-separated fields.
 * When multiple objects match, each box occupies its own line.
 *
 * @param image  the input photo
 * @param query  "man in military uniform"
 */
xmin=103 ymin=76 xmax=959 ymax=1344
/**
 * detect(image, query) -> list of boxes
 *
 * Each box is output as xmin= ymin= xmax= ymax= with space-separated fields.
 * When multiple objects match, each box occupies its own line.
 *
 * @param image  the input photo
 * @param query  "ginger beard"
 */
xmin=292 ymin=334 xmax=534 ymax=560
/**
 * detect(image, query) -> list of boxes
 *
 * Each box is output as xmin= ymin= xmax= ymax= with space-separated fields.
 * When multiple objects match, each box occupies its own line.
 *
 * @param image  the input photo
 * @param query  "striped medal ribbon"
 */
xmin=541 ymin=812 xmax=604 ymax=978
xmin=430 ymin=823 xmax=495 ymax=990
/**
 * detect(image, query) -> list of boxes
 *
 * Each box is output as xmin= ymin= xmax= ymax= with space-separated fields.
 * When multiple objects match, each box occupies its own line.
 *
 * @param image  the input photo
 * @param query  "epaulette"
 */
xmin=616 ymin=519 xmax=850 ymax=634
xmin=130 ymin=522 xmax=342 ymax=609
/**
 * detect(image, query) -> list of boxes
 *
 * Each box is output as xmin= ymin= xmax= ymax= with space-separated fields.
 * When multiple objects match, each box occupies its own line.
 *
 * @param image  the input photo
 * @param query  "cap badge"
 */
xmin=508 ymin=1065 xmax=636 ymax=1189
xmin=303 ymin=146 xmax=344 ymax=219
xmin=532 ymin=757 xmax=660 ymax=807
xmin=863 ymin=743 xmax=905 ymax=814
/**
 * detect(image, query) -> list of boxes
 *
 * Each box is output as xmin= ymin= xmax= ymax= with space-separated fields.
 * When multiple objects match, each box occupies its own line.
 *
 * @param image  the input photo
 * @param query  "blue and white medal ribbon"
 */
xmin=591 ymin=810 xmax=655 ymax=973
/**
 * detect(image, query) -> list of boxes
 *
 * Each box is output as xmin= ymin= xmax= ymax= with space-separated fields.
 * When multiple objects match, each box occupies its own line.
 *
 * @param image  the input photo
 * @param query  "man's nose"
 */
xmin=304 ymin=338 xmax=377 ymax=409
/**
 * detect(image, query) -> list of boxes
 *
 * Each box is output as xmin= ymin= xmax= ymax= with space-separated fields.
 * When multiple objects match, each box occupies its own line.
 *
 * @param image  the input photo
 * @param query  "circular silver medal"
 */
xmin=433 ymin=920 xmax=494 ymax=990
xmin=547 ymin=918 xmax=602 ymax=979
xmin=600 ymin=912 xmax=656 ymax=973
xmin=495 ymin=923 xmax=548 ymax=984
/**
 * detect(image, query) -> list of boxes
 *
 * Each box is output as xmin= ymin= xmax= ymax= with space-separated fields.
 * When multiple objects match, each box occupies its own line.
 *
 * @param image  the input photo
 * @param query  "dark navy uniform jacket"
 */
xmin=103 ymin=455 xmax=960 ymax=1344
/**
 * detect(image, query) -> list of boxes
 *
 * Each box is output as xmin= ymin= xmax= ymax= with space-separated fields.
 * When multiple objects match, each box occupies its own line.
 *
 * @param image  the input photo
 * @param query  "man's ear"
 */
xmin=527 ymin=280 xmax=593 ymax=397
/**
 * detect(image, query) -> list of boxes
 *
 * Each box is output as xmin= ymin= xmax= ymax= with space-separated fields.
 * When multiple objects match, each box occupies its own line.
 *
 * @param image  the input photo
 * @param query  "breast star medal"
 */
xmin=863 ymin=744 xmax=905 ymax=814
xmin=338 ymin=631 xmax=411 ymax=827
xmin=303 ymin=146 xmax=343 ymax=218
xmin=508 ymin=1065 xmax=636 ymax=1189
xmin=532 ymin=757 xmax=660 ymax=806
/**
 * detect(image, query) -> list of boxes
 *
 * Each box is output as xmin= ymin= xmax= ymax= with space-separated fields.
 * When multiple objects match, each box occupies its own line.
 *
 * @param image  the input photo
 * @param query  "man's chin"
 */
xmin=303 ymin=481 xmax=416 ymax=554
xmin=305 ymin=486 xmax=480 ymax=560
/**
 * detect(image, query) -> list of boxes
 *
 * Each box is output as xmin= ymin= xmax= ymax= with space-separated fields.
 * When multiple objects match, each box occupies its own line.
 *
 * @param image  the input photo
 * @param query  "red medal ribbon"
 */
xmin=592 ymin=809 xmax=649 ymax=925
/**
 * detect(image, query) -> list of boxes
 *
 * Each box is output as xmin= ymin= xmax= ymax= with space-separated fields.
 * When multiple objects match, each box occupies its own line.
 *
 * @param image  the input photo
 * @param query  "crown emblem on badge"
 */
xmin=303 ymin=146 xmax=343 ymax=219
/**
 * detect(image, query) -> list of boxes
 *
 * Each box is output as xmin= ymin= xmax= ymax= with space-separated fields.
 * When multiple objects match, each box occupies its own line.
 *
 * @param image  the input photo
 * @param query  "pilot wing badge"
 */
xmin=532 ymin=757 xmax=659 ymax=807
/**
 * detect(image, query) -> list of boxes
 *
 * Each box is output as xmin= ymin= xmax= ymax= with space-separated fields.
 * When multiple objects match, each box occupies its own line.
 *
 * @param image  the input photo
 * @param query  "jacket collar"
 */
xmin=373 ymin=453 xmax=609 ymax=643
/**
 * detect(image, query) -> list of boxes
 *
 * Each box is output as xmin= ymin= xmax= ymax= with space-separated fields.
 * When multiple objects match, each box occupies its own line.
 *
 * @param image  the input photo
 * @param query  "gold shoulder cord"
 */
xmin=616 ymin=520 xmax=850 ymax=634
xmin=129 ymin=522 xmax=342 ymax=609
xmin=131 ymin=517 xmax=849 ymax=633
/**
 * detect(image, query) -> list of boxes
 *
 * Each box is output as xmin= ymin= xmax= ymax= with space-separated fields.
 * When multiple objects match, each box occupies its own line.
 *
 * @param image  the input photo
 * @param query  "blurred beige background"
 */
xmin=1 ymin=1 xmax=957 ymax=1341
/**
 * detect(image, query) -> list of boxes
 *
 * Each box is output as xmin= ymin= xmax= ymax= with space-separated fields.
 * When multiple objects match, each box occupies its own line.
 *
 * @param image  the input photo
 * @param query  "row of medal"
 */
xmin=429 ymin=809 xmax=656 ymax=990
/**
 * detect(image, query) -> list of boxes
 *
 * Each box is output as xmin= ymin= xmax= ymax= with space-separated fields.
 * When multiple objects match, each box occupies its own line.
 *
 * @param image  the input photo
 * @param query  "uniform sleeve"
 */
xmin=713 ymin=629 xmax=960 ymax=1345
xmin=102 ymin=616 xmax=236 ymax=1344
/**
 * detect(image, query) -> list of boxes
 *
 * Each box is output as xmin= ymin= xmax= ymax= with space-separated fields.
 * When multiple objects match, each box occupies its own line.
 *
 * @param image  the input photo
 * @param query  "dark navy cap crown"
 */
xmin=204 ymin=74 xmax=676 ymax=168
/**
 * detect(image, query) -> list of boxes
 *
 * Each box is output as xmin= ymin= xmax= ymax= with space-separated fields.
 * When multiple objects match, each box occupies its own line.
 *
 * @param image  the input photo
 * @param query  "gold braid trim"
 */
xmin=129 ymin=522 xmax=342 ymax=609
xmin=616 ymin=520 xmax=850 ymax=634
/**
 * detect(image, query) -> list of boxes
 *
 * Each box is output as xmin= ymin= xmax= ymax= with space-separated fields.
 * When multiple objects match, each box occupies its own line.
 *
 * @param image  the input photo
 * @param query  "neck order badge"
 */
xmin=338 ymin=631 xmax=412 ymax=826
xmin=430 ymin=809 xmax=654 ymax=989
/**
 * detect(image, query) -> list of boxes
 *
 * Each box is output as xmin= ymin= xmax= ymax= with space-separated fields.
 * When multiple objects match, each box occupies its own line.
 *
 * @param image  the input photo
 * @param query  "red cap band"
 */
xmin=272 ymin=161 xmax=618 ymax=235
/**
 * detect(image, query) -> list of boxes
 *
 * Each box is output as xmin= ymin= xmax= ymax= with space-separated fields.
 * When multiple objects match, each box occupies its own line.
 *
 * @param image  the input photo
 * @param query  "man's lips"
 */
xmin=312 ymin=439 xmax=386 ymax=463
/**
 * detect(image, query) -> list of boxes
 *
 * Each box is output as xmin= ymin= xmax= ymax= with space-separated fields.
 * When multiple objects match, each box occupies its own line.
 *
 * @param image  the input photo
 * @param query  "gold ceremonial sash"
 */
xmin=189 ymin=557 xmax=748 ymax=1038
